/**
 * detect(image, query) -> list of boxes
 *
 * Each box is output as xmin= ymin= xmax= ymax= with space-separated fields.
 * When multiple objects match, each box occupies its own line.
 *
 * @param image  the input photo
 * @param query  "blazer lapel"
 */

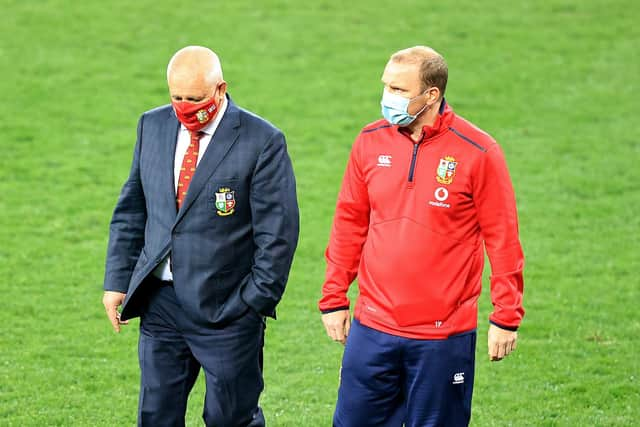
xmin=161 ymin=109 xmax=181 ymax=217
xmin=173 ymin=98 xmax=241 ymax=225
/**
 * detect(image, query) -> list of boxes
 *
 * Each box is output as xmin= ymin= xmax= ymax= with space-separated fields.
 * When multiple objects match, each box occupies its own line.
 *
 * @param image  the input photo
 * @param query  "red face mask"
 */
xmin=171 ymin=89 xmax=221 ymax=131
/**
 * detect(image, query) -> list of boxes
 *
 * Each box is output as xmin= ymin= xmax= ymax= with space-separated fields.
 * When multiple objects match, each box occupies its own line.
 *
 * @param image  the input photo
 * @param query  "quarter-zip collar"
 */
xmin=400 ymin=99 xmax=455 ymax=186
xmin=398 ymin=98 xmax=455 ymax=143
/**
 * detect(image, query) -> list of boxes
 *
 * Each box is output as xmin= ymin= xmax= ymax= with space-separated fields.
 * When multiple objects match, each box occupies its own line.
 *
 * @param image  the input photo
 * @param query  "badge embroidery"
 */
xmin=215 ymin=187 xmax=236 ymax=216
xmin=436 ymin=156 xmax=457 ymax=185
xmin=196 ymin=109 xmax=209 ymax=123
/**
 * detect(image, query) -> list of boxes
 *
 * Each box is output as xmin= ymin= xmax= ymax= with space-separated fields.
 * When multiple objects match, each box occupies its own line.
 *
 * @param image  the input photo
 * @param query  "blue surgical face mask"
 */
xmin=381 ymin=89 xmax=429 ymax=126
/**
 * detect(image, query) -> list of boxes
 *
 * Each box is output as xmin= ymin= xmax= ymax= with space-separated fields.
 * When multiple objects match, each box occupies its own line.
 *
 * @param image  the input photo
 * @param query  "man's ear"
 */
xmin=217 ymin=81 xmax=228 ymax=100
xmin=427 ymin=86 xmax=440 ymax=105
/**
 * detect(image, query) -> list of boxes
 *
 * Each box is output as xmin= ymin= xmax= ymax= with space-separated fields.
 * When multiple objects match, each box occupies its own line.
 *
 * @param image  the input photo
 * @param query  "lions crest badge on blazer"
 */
xmin=215 ymin=187 xmax=236 ymax=216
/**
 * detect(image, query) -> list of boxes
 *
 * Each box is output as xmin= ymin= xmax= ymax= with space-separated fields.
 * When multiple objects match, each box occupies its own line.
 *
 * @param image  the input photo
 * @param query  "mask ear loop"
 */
xmin=411 ymin=88 xmax=434 ymax=118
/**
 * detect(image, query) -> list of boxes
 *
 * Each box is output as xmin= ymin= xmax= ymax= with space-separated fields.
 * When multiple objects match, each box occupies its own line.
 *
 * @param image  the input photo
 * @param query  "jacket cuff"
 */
xmin=320 ymin=306 xmax=350 ymax=314
xmin=489 ymin=320 xmax=519 ymax=331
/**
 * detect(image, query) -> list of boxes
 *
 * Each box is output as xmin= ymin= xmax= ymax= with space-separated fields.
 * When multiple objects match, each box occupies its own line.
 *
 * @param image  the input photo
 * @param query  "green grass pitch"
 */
xmin=0 ymin=0 xmax=638 ymax=425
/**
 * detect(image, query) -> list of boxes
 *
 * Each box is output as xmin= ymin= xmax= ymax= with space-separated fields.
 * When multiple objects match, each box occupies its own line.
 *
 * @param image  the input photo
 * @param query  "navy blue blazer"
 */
xmin=103 ymin=97 xmax=299 ymax=325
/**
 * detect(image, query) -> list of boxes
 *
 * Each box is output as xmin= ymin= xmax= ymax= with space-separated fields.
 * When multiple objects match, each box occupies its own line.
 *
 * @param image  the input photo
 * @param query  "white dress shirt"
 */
xmin=152 ymin=97 xmax=228 ymax=281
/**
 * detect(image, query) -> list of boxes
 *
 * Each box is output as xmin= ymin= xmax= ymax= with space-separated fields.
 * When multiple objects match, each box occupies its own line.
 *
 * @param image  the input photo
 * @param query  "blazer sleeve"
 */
xmin=241 ymin=130 xmax=299 ymax=317
xmin=103 ymin=115 xmax=148 ymax=293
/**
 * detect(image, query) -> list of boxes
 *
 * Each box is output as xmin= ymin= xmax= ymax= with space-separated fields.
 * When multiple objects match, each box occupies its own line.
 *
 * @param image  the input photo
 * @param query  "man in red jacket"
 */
xmin=320 ymin=46 xmax=525 ymax=426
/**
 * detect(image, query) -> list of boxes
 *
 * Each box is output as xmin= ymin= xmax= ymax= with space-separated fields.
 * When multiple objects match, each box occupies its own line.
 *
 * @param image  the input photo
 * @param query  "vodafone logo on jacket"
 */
xmin=429 ymin=187 xmax=451 ymax=208
xmin=434 ymin=187 xmax=448 ymax=201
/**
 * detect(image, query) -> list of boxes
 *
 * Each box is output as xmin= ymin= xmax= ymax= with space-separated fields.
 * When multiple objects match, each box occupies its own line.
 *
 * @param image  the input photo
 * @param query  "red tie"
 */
xmin=176 ymin=131 xmax=204 ymax=209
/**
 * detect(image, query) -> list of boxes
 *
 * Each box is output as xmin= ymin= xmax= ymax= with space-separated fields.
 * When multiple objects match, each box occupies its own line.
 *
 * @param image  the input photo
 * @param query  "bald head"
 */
xmin=167 ymin=46 xmax=226 ymax=104
xmin=389 ymin=46 xmax=448 ymax=96
xmin=167 ymin=46 xmax=223 ymax=85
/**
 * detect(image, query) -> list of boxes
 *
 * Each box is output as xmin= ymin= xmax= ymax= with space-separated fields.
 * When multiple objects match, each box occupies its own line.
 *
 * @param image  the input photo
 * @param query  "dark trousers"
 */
xmin=334 ymin=319 xmax=476 ymax=427
xmin=137 ymin=283 xmax=266 ymax=427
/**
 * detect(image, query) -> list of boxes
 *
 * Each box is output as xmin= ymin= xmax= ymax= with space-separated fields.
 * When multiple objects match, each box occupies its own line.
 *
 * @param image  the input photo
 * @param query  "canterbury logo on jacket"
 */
xmin=319 ymin=101 xmax=525 ymax=339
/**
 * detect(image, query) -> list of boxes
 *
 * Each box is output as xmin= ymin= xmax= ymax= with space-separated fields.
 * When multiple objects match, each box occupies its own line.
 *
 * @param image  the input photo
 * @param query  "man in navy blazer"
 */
xmin=102 ymin=46 xmax=299 ymax=427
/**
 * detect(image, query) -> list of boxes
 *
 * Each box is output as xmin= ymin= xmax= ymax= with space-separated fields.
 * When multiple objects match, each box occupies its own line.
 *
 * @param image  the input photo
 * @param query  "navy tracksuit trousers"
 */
xmin=334 ymin=319 xmax=476 ymax=427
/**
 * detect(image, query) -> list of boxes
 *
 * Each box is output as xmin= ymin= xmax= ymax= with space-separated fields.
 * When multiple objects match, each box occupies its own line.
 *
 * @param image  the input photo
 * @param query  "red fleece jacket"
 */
xmin=319 ymin=102 xmax=525 ymax=339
